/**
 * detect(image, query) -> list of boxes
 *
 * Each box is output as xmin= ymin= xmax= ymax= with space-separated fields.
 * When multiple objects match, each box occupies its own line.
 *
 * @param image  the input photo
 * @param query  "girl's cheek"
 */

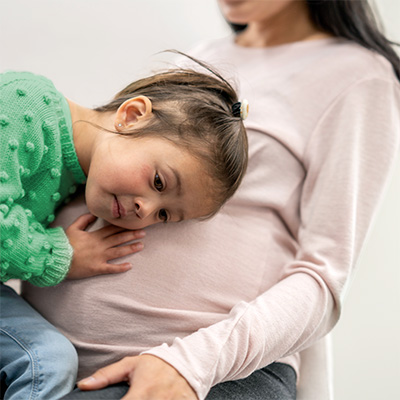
xmin=129 ymin=164 xmax=152 ymax=188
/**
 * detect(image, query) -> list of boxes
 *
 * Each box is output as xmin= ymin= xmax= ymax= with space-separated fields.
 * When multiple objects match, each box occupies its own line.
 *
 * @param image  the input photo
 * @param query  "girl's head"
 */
xmin=84 ymin=55 xmax=248 ymax=229
xmin=220 ymin=0 xmax=400 ymax=81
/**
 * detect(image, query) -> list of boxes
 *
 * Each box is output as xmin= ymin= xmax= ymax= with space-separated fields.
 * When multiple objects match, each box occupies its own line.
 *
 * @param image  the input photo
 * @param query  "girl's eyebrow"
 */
xmin=176 ymin=209 xmax=185 ymax=222
xmin=167 ymin=165 xmax=182 ymax=196
xmin=164 ymin=164 xmax=184 ymax=221
xmin=172 ymin=172 xmax=184 ymax=221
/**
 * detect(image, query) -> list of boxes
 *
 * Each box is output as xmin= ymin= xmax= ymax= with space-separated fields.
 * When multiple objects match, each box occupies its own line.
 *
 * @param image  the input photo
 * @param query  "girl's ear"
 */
xmin=114 ymin=96 xmax=153 ymax=131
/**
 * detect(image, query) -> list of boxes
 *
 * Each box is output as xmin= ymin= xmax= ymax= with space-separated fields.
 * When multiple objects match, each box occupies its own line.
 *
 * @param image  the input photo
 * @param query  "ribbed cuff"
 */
xmin=29 ymin=227 xmax=73 ymax=287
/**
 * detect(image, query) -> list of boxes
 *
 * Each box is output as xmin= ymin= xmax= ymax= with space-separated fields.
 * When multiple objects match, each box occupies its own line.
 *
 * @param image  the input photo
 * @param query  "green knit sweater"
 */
xmin=0 ymin=71 xmax=86 ymax=287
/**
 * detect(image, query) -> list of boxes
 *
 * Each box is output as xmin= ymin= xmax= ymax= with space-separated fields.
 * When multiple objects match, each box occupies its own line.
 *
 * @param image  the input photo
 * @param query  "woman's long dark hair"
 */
xmin=229 ymin=0 xmax=400 ymax=81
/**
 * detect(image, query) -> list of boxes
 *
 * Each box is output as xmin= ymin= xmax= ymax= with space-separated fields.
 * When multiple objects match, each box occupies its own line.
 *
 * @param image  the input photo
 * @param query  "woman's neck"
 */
xmin=236 ymin=2 xmax=330 ymax=48
xmin=68 ymin=99 xmax=114 ymax=176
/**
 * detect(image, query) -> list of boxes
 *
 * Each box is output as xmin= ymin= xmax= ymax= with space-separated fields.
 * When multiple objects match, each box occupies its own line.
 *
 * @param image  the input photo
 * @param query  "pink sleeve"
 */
xmin=143 ymin=78 xmax=400 ymax=399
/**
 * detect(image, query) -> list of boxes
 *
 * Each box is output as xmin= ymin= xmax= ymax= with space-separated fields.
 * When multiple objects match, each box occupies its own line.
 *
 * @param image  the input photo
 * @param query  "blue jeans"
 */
xmin=0 ymin=284 xmax=78 ymax=400
xmin=61 ymin=362 xmax=296 ymax=399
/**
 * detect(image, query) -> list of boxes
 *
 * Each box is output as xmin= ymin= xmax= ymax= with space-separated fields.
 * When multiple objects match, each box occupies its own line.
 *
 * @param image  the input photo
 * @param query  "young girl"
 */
xmin=0 ymin=62 xmax=248 ymax=398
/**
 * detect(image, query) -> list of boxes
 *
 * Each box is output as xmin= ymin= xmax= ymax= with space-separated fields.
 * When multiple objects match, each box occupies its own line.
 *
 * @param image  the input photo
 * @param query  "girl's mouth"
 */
xmin=113 ymin=195 xmax=126 ymax=219
xmin=113 ymin=195 xmax=121 ymax=218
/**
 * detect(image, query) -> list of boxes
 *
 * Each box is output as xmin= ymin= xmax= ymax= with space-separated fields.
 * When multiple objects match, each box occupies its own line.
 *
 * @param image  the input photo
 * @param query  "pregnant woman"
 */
xmin=23 ymin=0 xmax=400 ymax=399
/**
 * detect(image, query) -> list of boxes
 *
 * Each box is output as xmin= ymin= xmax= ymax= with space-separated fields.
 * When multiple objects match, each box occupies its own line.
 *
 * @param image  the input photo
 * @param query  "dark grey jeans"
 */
xmin=61 ymin=362 xmax=296 ymax=400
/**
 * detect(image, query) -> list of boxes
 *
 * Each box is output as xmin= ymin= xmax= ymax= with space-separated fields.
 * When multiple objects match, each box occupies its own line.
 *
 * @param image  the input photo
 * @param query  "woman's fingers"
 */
xmin=77 ymin=355 xmax=198 ymax=399
xmin=78 ymin=358 xmax=136 ymax=390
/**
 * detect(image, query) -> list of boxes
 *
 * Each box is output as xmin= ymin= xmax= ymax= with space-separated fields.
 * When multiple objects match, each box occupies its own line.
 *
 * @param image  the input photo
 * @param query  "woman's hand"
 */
xmin=77 ymin=354 xmax=198 ymax=400
xmin=66 ymin=213 xmax=145 ymax=279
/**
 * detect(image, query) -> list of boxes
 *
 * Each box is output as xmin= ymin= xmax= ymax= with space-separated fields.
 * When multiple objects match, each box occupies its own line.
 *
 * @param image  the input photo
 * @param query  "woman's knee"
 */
xmin=41 ymin=330 xmax=78 ymax=377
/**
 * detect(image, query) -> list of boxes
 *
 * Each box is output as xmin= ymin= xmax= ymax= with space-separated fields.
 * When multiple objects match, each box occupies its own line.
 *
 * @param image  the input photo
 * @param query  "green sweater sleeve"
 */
xmin=0 ymin=145 xmax=73 ymax=286
xmin=0 ymin=203 xmax=73 ymax=287
xmin=0 ymin=71 xmax=79 ymax=287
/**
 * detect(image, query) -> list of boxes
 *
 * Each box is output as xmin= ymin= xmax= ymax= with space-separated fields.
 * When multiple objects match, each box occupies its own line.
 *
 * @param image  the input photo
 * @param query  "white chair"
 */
xmin=297 ymin=335 xmax=334 ymax=400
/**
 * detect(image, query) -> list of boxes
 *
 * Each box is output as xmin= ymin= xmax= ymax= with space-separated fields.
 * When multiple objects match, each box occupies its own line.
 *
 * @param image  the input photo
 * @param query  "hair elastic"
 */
xmin=232 ymin=99 xmax=249 ymax=120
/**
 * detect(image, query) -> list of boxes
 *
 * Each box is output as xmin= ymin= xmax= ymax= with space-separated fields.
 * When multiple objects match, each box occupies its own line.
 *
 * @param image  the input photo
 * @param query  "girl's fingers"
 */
xmin=68 ymin=213 xmax=97 ymax=231
xmin=106 ymin=242 xmax=144 ymax=260
xmin=97 ymin=262 xmax=133 ymax=275
xmin=106 ymin=230 xmax=146 ymax=247
xmin=94 ymin=224 xmax=146 ymax=240
xmin=95 ymin=224 xmax=128 ymax=237
xmin=67 ymin=262 xmax=133 ymax=280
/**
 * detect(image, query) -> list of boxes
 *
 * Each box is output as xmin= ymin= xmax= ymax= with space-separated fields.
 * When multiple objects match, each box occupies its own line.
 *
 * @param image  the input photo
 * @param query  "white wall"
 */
xmin=332 ymin=2 xmax=400 ymax=399
xmin=1 ymin=1 xmax=399 ymax=399
xmin=0 ymin=0 xmax=229 ymax=107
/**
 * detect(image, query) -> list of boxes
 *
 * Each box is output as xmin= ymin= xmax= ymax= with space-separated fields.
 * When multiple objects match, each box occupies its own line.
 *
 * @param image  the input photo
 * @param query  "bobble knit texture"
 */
xmin=0 ymin=72 xmax=86 ymax=286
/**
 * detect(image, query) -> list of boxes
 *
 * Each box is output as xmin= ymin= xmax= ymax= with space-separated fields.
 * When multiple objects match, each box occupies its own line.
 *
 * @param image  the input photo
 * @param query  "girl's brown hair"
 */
xmin=95 ymin=53 xmax=248 ymax=217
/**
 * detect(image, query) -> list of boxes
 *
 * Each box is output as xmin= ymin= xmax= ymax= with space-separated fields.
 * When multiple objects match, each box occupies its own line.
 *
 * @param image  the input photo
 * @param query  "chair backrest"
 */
xmin=297 ymin=335 xmax=334 ymax=400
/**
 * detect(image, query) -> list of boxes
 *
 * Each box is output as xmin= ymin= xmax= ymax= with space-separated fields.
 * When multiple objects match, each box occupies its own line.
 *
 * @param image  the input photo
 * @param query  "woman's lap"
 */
xmin=61 ymin=362 xmax=296 ymax=400
xmin=207 ymin=363 xmax=296 ymax=400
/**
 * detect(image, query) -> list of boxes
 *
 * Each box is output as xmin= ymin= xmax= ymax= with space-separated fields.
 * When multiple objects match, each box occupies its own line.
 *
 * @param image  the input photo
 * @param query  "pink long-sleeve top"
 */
xmin=22 ymin=37 xmax=400 ymax=399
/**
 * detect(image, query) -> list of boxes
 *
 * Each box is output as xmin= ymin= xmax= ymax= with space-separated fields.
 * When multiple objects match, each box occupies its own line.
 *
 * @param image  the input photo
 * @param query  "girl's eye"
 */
xmin=154 ymin=173 xmax=164 ymax=192
xmin=158 ymin=209 xmax=168 ymax=222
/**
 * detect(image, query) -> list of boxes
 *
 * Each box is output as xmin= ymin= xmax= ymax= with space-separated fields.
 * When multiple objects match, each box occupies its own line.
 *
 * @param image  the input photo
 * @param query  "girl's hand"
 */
xmin=65 ymin=213 xmax=145 ymax=279
xmin=77 ymin=354 xmax=198 ymax=400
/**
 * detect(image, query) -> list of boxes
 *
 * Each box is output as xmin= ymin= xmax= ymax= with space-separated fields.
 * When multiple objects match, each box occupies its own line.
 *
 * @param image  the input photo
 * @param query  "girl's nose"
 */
xmin=134 ymin=199 xmax=156 ymax=220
